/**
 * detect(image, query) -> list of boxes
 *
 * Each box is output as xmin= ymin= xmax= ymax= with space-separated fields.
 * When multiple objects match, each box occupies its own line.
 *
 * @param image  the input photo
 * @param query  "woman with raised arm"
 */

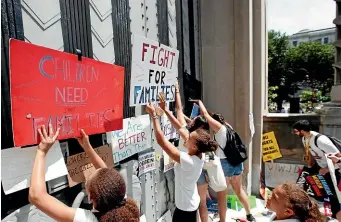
xmin=145 ymin=100 xmax=218 ymax=222
xmin=29 ymin=125 xmax=139 ymax=222
xmin=189 ymin=100 xmax=256 ymax=222
xmin=267 ymin=183 xmax=324 ymax=222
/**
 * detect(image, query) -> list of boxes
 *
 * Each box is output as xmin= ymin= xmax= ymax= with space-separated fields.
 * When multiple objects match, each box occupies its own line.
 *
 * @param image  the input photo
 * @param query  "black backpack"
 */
xmin=314 ymin=133 xmax=341 ymax=152
xmin=215 ymin=124 xmax=248 ymax=166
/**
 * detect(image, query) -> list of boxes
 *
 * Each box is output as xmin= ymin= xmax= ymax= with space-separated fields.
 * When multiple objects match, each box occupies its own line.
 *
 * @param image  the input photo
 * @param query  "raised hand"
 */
xmin=159 ymin=92 xmax=167 ymax=110
xmin=145 ymin=101 xmax=156 ymax=116
xmin=76 ymin=129 xmax=91 ymax=149
xmin=37 ymin=124 xmax=60 ymax=155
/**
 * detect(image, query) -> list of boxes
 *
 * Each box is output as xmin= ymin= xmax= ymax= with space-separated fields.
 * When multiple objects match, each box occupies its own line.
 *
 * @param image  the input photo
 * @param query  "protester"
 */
xmin=145 ymin=99 xmax=218 ymax=222
xmin=29 ymin=125 xmax=139 ymax=222
xmin=190 ymin=100 xmax=255 ymax=222
xmin=266 ymin=183 xmax=324 ymax=222
xmin=292 ymin=120 xmax=339 ymax=172
xmin=293 ymin=120 xmax=340 ymax=219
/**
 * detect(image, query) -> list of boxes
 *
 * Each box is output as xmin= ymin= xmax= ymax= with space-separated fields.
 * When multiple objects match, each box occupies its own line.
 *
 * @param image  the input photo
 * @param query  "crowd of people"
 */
xmin=28 ymin=82 xmax=341 ymax=222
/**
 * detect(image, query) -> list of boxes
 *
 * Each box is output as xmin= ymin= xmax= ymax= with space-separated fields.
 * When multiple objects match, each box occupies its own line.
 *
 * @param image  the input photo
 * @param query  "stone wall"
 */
xmin=263 ymin=113 xmax=320 ymax=164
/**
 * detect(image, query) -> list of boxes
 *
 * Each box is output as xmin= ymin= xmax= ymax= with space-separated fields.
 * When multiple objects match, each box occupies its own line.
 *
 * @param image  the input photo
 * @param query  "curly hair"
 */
xmin=211 ymin=113 xmax=226 ymax=125
xmin=281 ymin=183 xmax=324 ymax=222
xmin=194 ymin=128 xmax=218 ymax=154
xmin=88 ymin=168 xmax=140 ymax=222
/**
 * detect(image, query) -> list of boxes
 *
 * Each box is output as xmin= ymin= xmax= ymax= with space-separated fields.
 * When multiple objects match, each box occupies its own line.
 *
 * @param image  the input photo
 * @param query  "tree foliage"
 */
xmin=268 ymin=30 xmax=335 ymax=112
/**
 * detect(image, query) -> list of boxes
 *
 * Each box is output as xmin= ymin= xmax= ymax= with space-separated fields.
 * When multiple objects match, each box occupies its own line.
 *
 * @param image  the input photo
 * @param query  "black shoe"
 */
xmin=246 ymin=214 xmax=256 ymax=222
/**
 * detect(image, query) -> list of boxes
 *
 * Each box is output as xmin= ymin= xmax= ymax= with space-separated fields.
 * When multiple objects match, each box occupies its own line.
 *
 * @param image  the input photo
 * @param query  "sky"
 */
xmin=268 ymin=0 xmax=335 ymax=35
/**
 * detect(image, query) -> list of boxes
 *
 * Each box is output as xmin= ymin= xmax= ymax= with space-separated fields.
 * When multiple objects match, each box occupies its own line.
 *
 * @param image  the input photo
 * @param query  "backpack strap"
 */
xmin=314 ymin=134 xmax=321 ymax=148
xmin=314 ymin=133 xmax=326 ymax=154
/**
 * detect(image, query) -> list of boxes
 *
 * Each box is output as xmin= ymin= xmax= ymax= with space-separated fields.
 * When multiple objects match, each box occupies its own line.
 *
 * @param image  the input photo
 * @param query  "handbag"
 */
xmin=203 ymin=152 xmax=227 ymax=192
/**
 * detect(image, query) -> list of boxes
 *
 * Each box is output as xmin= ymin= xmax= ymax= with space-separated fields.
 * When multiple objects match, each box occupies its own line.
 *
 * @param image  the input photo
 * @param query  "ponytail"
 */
xmin=281 ymin=183 xmax=325 ymax=222
xmin=194 ymin=129 xmax=218 ymax=153
xmin=96 ymin=197 xmax=139 ymax=222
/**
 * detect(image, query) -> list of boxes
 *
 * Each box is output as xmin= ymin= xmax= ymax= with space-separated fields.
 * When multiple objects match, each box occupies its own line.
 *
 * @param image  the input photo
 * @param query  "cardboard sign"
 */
xmin=262 ymin=131 xmax=282 ymax=162
xmin=107 ymin=115 xmax=152 ymax=163
xmin=129 ymin=34 xmax=179 ymax=106
xmin=66 ymin=145 xmax=114 ymax=187
xmin=265 ymin=162 xmax=303 ymax=188
xmin=138 ymin=152 xmax=155 ymax=175
xmin=1 ymin=141 xmax=67 ymax=194
xmin=10 ymin=39 xmax=124 ymax=146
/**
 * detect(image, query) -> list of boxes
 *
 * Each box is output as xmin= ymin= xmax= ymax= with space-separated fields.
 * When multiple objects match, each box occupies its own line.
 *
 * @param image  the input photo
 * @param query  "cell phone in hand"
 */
xmin=190 ymin=103 xmax=200 ymax=119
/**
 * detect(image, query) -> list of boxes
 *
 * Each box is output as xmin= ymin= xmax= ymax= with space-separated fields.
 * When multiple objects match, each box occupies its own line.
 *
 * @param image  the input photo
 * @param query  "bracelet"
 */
xmin=151 ymin=115 xmax=158 ymax=119
xmin=176 ymin=91 xmax=180 ymax=93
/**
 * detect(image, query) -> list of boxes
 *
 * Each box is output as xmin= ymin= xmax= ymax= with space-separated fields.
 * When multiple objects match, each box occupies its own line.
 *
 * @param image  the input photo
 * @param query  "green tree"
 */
xmin=268 ymin=31 xmax=335 ymax=112
xmin=268 ymin=30 xmax=290 ymax=111
xmin=285 ymin=42 xmax=334 ymax=98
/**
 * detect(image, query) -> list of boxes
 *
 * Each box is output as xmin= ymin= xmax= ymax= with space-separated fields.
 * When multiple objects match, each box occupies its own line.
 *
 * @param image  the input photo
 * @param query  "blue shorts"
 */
xmin=197 ymin=159 xmax=243 ymax=185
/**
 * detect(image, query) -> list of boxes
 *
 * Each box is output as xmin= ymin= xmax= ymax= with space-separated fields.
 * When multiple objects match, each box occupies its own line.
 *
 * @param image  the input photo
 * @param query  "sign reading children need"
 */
xmin=10 ymin=39 xmax=124 ymax=146
xmin=130 ymin=34 xmax=179 ymax=106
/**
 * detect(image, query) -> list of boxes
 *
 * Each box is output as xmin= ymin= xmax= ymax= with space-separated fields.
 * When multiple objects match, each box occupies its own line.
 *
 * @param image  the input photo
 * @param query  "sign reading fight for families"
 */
xmin=138 ymin=152 xmax=155 ymax=175
xmin=129 ymin=34 xmax=179 ymax=106
xmin=107 ymin=115 xmax=152 ymax=163
xmin=262 ymin=131 xmax=282 ymax=162
xmin=66 ymin=145 xmax=114 ymax=187
xmin=10 ymin=39 xmax=124 ymax=146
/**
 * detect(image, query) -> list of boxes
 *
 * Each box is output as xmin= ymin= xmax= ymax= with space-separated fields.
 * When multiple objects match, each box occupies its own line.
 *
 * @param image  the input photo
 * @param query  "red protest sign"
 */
xmin=10 ymin=39 xmax=124 ymax=146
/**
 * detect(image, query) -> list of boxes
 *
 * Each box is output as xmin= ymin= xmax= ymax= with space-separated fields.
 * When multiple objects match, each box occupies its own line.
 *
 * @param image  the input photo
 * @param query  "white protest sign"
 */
xmin=157 ymin=210 xmax=172 ymax=222
xmin=265 ymin=162 xmax=303 ymax=188
xmin=138 ymin=152 xmax=155 ymax=175
xmin=152 ymin=113 xmax=178 ymax=142
xmin=1 ymin=141 xmax=68 ymax=195
xmin=130 ymin=34 xmax=179 ymax=106
xmin=163 ymin=151 xmax=175 ymax=172
xmin=107 ymin=114 xmax=152 ymax=163
xmin=325 ymin=154 xmax=341 ymax=203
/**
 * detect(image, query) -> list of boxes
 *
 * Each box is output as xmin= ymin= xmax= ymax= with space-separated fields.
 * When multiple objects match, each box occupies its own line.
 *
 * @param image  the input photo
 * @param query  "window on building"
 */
xmin=323 ymin=37 xmax=329 ymax=44
xmin=292 ymin=41 xmax=298 ymax=46
xmin=315 ymin=38 xmax=322 ymax=43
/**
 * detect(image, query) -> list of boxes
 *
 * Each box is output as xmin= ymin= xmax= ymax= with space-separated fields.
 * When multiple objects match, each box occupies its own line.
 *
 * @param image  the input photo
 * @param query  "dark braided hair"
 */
xmin=193 ymin=128 xmax=218 ymax=154
xmin=88 ymin=168 xmax=140 ymax=222
xmin=281 ymin=183 xmax=324 ymax=222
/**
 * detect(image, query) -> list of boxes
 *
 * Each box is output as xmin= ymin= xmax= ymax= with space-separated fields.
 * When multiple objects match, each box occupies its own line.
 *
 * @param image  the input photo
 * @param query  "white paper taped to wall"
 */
xmin=1 ymin=141 xmax=68 ymax=195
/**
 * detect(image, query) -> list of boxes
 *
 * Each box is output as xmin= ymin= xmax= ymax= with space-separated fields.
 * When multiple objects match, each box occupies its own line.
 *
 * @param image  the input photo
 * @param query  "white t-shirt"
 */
xmin=303 ymin=131 xmax=339 ymax=169
xmin=214 ymin=125 xmax=227 ymax=159
xmin=269 ymin=213 xmax=299 ymax=222
xmin=73 ymin=208 xmax=98 ymax=222
xmin=174 ymin=152 xmax=204 ymax=211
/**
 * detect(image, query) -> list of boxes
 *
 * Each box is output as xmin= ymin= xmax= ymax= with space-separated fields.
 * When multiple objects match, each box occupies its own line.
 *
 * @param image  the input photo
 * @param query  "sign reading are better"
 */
xmin=10 ymin=39 xmax=124 ymax=146
xmin=130 ymin=34 xmax=179 ymax=106
xmin=107 ymin=115 xmax=152 ymax=163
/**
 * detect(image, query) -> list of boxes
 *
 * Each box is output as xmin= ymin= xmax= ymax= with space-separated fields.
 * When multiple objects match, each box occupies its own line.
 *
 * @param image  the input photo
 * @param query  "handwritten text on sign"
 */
xmin=130 ymin=34 xmax=179 ymax=106
xmin=262 ymin=131 xmax=282 ymax=162
xmin=10 ymin=39 xmax=124 ymax=146
xmin=138 ymin=152 xmax=155 ymax=175
xmin=265 ymin=162 xmax=303 ymax=188
xmin=66 ymin=145 xmax=114 ymax=187
xmin=107 ymin=115 xmax=152 ymax=163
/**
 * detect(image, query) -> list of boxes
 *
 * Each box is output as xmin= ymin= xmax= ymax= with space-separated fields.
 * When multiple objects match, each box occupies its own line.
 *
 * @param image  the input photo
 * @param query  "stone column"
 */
xmin=201 ymin=0 xmax=266 ymax=194
xmin=251 ymin=0 xmax=267 ymax=195
xmin=319 ymin=0 xmax=341 ymax=137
